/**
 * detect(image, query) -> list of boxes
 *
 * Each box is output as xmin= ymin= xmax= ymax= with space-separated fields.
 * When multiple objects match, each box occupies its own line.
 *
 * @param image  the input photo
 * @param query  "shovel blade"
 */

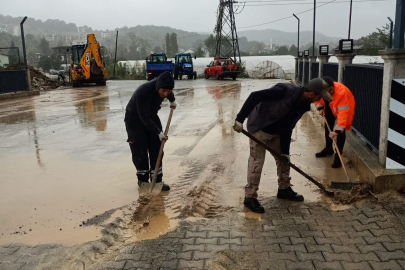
xmin=150 ymin=182 xmax=163 ymax=195
xmin=138 ymin=181 xmax=151 ymax=195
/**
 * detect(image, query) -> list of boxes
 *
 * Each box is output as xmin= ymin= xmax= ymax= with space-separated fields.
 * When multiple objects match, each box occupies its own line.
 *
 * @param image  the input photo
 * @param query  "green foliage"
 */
xmin=204 ymin=34 xmax=216 ymax=57
xmin=106 ymin=62 xmax=146 ymax=80
xmin=289 ymin=44 xmax=298 ymax=56
xmin=39 ymin=38 xmax=50 ymax=54
xmin=357 ymin=24 xmax=390 ymax=55
xmin=170 ymin=33 xmax=178 ymax=57
xmin=195 ymin=46 xmax=205 ymax=57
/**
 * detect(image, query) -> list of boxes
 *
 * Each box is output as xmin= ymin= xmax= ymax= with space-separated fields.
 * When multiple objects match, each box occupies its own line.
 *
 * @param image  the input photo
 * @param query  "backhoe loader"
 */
xmin=70 ymin=34 xmax=107 ymax=86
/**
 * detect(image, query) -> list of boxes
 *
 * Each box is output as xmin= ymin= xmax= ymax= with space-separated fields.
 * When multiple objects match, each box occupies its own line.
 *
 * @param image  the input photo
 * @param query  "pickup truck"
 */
xmin=146 ymin=53 xmax=173 ymax=81
xmin=204 ymin=57 xmax=240 ymax=80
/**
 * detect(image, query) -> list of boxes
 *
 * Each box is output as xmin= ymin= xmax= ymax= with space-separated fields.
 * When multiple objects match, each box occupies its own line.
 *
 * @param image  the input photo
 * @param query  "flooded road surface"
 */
xmin=0 ymin=79 xmax=354 ymax=246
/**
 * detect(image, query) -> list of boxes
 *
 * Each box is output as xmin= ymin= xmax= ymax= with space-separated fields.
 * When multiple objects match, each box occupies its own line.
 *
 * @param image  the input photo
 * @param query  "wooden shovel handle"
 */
xmin=150 ymin=107 xmax=175 ymax=191
xmin=322 ymin=115 xmax=350 ymax=179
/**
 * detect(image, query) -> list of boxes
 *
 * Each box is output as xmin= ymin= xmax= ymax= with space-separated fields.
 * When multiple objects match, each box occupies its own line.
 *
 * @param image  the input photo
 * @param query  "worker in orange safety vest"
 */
xmin=314 ymin=76 xmax=355 ymax=168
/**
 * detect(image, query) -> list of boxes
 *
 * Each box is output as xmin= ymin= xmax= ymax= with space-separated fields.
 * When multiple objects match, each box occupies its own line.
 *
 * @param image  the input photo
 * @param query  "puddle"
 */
xmin=238 ymin=212 xmax=262 ymax=220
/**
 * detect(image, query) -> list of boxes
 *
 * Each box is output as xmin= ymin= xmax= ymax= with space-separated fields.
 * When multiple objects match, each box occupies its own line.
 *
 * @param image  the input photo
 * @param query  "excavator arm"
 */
xmin=79 ymin=34 xmax=106 ymax=80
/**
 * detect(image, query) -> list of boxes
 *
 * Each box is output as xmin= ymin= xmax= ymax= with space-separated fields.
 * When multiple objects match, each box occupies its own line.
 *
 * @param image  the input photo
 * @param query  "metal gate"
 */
xmin=298 ymin=62 xmax=303 ymax=84
xmin=323 ymin=63 xmax=338 ymax=81
xmin=344 ymin=64 xmax=384 ymax=151
xmin=304 ymin=62 xmax=309 ymax=85
xmin=311 ymin=62 xmax=319 ymax=80
xmin=0 ymin=70 xmax=28 ymax=94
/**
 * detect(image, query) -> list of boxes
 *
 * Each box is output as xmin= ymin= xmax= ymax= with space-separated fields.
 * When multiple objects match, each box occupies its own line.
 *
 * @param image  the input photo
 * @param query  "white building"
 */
xmin=0 ymin=54 xmax=10 ymax=68
xmin=101 ymin=32 xmax=111 ymax=39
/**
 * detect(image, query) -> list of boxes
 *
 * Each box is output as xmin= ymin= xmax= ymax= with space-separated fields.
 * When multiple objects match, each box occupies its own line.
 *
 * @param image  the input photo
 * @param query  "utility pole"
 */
xmin=214 ymin=0 xmax=242 ymax=64
xmin=313 ymin=0 xmax=316 ymax=56
xmin=20 ymin=16 xmax=31 ymax=91
xmin=293 ymin=14 xmax=300 ymax=57
xmin=348 ymin=0 xmax=353 ymax=39
xmin=388 ymin=17 xmax=393 ymax=49
xmin=113 ymin=30 xmax=118 ymax=79
xmin=394 ymin=0 xmax=405 ymax=48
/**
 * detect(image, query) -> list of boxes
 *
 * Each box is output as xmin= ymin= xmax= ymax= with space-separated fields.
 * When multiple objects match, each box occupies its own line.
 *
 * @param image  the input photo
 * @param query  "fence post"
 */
xmin=297 ymin=56 xmax=303 ymax=84
xmin=336 ymin=53 xmax=355 ymax=83
xmin=318 ymin=55 xmax=330 ymax=78
xmin=302 ymin=56 xmax=308 ymax=84
xmin=295 ymin=57 xmax=299 ymax=81
xmin=378 ymin=49 xmax=405 ymax=167
xmin=308 ymin=56 xmax=317 ymax=80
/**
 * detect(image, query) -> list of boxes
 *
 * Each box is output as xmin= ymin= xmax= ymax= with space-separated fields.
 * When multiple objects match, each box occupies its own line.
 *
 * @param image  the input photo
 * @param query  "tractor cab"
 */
xmin=173 ymin=53 xmax=197 ymax=80
xmin=71 ymin=45 xmax=85 ymax=68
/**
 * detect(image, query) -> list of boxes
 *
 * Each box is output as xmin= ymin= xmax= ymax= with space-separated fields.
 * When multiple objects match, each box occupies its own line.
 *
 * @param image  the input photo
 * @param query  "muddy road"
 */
xmin=0 ymin=79 xmax=354 ymax=247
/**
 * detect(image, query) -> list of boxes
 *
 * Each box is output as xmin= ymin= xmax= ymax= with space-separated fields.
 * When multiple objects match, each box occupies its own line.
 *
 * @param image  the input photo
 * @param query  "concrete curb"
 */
xmin=0 ymin=90 xmax=40 ymax=101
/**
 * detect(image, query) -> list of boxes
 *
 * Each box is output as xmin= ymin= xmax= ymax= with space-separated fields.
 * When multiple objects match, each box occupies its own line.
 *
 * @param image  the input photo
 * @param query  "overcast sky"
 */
xmin=2 ymin=0 xmax=396 ymax=39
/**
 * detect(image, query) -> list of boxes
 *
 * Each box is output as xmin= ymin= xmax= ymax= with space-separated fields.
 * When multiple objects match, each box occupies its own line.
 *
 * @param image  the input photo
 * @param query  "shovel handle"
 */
xmin=322 ymin=115 xmax=350 ymax=180
xmin=241 ymin=129 xmax=334 ymax=196
xmin=150 ymin=107 xmax=175 ymax=191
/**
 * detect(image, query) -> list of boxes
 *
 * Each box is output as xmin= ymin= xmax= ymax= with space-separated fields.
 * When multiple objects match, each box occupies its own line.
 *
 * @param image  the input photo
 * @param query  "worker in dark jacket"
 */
xmin=125 ymin=72 xmax=177 ymax=191
xmin=233 ymin=78 xmax=331 ymax=213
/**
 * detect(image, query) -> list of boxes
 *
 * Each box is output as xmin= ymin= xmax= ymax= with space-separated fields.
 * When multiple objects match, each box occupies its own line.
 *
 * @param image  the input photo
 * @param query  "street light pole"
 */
xmin=313 ymin=0 xmax=316 ymax=56
xmin=113 ymin=30 xmax=118 ymax=79
xmin=348 ymin=0 xmax=353 ymax=39
xmin=20 ymin=16 xmax=31 ymax=91
xmin=394 ymin=0 xmax=405 ymax=48
xmin=293 ymin=14 xmax=300 ymax=57
xmin=388 ymin=17 xmax=393 ymax=49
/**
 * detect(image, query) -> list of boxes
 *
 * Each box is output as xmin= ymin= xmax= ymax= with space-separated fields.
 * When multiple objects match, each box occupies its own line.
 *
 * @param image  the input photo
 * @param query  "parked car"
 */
xmin=204 ymin=57 xmax=241 ymax=80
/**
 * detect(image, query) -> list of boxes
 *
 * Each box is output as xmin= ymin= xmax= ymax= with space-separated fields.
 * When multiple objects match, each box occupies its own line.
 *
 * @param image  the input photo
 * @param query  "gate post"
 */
xmin=295 ymin=57 xmax=299 ymax=81
xmin=308 ymin=56 xmax=317 ymax=80
xmin=302 ymin=56 xmax=308 ymax=85
xmin=336 ymin=53 xmax=355 ymax=83
xmin=378 ymin=49 xmax=405 ymax=167
xmin=297 ymin=55 xmax=303 ymax=84
xmin=318 ymin=55 xmax=330 ymax=78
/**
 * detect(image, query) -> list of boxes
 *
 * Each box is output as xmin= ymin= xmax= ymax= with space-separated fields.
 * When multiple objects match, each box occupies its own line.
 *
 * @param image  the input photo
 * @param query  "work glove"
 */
xmin=158 ymin=132 xmax=168 ymax=142
xmin=233 ymin=120 xmax=243 ymax=133
xmin=170 ymin=101 xmax=177 ymax=109
xmin=280 ymin=154 xmax=290 ymax=166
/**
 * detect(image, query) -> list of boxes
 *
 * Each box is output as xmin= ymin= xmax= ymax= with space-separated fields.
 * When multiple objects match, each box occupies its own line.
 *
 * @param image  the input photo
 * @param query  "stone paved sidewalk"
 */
xmin=3 ymin=198 xmax=403 ymax=270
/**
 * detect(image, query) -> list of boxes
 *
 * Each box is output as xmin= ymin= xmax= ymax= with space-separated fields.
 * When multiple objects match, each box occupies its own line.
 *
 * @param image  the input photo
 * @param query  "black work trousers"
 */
xmin=324 ymin=101 xmax=346 ymax=154
xmin=125 ymin=116 xmax=163 ymax=183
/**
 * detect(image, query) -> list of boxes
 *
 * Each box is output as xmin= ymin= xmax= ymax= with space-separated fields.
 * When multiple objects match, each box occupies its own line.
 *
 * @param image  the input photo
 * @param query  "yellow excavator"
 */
xmin=70 ymin=34 xmax=107 ymax=86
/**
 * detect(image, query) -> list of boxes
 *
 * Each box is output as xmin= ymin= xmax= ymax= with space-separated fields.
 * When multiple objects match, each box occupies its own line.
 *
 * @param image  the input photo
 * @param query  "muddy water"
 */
xmin=0 ymin=79 xmax=356 ymax=246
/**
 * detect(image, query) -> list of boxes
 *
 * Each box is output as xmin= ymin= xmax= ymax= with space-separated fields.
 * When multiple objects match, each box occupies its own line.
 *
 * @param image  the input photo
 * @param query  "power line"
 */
xmin=236 ymin=0 xmax=387 ymax=6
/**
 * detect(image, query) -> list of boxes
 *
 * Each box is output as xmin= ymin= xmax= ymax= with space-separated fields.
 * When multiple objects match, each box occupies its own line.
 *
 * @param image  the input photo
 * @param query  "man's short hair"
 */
xmin=322 ymin=76 xmax=334 ymax=87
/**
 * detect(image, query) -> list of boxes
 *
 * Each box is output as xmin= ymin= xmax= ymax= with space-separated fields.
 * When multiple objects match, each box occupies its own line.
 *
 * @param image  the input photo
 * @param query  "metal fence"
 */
xmin=298 ymin=61 xmax=303 ymax=84
xmin=323 ymin=63 xmax=338 ymax=81
xmin=0 ymin=70 xmax=28 ymax=94
xmin=311 ymin=62 xmax=319 ymax=80
xmin=0 ymin=47 xmax=28 ymax=94
xmin=344 ymin=64 xmax=384 ymax=151
xmin=304 ymin=62 xmax=309 ymax=85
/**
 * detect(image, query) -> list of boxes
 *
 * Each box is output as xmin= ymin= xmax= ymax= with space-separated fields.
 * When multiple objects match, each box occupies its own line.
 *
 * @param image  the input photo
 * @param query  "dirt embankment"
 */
xmin=5 ymin=65 xmax=66 ymax=91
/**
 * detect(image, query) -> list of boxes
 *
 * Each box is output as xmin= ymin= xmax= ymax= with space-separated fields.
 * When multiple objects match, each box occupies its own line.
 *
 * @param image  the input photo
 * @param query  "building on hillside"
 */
xmin=42 ymin=34 xmax=55 ymax=42
xmin=0 ymin=53 xmax=10 ymax=68
xmin=101 ymin=32 xmax=111 ymax=39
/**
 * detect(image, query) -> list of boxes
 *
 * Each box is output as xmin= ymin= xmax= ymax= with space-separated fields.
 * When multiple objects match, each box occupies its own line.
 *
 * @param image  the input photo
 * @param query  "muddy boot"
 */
xmin=243 ymin=198 xmax=265 ymax=213
xmin=138 ymin=180 xmax=149 ymax=187
xmin=161 ymin=182 xmax=170 ymax=191
xmin=331 ymin=154 xmax=342 ymax=168
xmin=277 ymin=186 xmax=304 ymax=202
xmin=315 ymin=147 xmax=334 ymax=158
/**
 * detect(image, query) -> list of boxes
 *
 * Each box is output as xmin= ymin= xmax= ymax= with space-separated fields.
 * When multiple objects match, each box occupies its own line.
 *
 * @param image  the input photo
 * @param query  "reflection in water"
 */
xmin=72 ymin=91 xmax=110 ymax=132
xmin=207 ymin=83 xmax=241 ymax=138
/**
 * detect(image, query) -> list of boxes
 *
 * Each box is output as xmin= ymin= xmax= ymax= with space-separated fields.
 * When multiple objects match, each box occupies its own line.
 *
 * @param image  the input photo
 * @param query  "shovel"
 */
xmin=323 ymin=115 xmax=359 ymax=190
xmin=148 ymin=107 xmax=175 ymax=195
xmin=241 ymin=129 xmax=334 ymax=197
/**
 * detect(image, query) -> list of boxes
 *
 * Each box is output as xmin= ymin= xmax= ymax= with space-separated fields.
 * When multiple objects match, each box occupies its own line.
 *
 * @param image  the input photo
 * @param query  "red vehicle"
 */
xmin=204 ymin=57 xmax=241 ymax=80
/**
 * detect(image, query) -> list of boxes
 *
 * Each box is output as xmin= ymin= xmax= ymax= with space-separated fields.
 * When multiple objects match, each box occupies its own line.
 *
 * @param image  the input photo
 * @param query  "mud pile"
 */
xmin=332 ymin=183 xmax=372 ymax=204
xmin=5 ymin=65 xmax=61 ymax=91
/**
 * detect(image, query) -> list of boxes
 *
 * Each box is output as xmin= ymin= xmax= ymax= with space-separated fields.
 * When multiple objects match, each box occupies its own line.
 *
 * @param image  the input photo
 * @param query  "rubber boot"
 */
xmin=277 ymin=186 xmax=304 ymax=201
xmin=331 ymin=154 xmax=342 ymax=168
xmin=243 ymin=198 xmax=265 ymax=213
xmin=161 ymin=183 xmax=170 ymax=191
xmin=315 ymin=147 xmax=334 ymax=158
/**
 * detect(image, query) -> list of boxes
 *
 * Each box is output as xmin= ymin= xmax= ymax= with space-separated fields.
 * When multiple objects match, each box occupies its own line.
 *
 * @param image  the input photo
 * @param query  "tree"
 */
xmin=9 ymin=40 xmax=18 ymax=64
xmin=127 ymin=32 xmax=138 ymax=59
xmin=153 ymin=45 xmax=162 ymax=53
xmin=289 ymin=44 xmax=298 ymax=56
xmin=204 ymin=34 xmax=216 ymax=57
xmin=170 ymin=33 xmax=178 ymax=57
xmin=165 ymin=33 xmax=171 ymax=55
xmin=276 ymin=45 xmax=289 ymax=55
xmin=358 ymin=24 xmax=390 ymax=55
xmin=38 ymin=38 xmax=50 ymax=54
xmin=195 ymin=46 xmax=205 ymax=57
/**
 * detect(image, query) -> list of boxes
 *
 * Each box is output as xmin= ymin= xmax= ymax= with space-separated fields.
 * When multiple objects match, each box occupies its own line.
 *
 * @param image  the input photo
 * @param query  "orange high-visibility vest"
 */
xmin=314 ymin=82 xmax=355 ymax=132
